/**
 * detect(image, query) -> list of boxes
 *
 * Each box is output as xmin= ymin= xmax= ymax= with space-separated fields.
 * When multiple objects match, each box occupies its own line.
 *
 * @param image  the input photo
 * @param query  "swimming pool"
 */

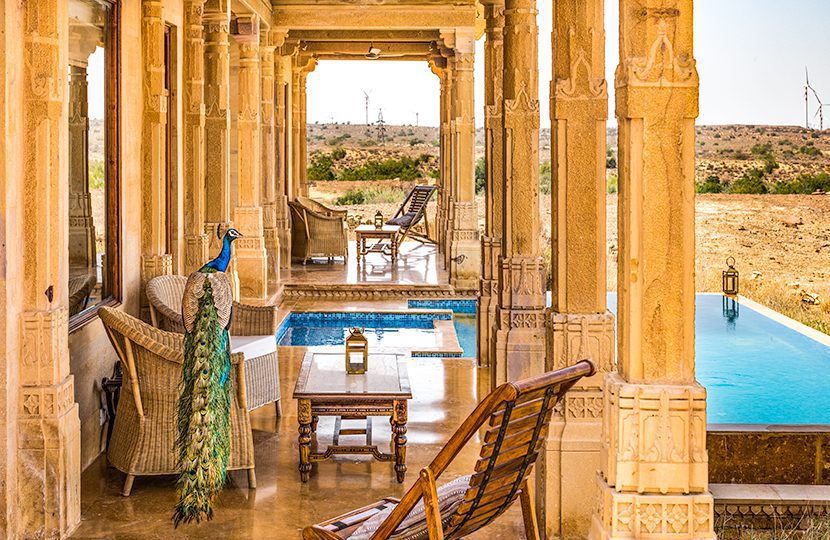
xmin=277 ymin=310 xmax=466 ymax=357
xmin=278 ymin=295 xmax=830 ymax=424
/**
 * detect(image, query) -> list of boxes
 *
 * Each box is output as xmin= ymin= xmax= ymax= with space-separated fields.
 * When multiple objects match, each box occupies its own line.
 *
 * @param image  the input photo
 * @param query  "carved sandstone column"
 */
xmin=203 ymin=0 xmax=238 ymax=294
xmin=260 ymin=30 xmax=280 ymax=288
xmin=435 ymin=59 xmax=451 ymax=258
xmin=541 ymin=0 xmax=615 ymax=537
xmin=183 ymin=0 xmax=209 ymax=273
xmin=141 ymin=0 xmax=173 ymax=304
xmin=477 ymin=2 xmax=504 ymax=368
xmin=590 ymin=2 xmax=713 ymax=538
xmin=449 ymin=32 xmax=480 ymax=291
xmin=290 ymin=57 xmax=302 ymax=199
xmin=275 ymin=39 xmax=294 ymax=267
xmin=68 ymin=64 xmax=97 ymax=271
xmin=442 ymin=55 xmax=456 ymax=270
xmin=493 ymin=0 xmax=546 ymax=385
xmin=20 ymin=0 xmax=81 ymax=535
xmin=233 ymin=17 xmax=268 ymax=302
xmin=299 ymin=67 xmax=313 ymax=197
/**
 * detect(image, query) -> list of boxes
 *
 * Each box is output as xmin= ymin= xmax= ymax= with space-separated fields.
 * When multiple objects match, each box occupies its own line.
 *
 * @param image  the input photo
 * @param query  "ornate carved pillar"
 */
xmin=183 ymin=0 xmax=209 ymax=273
xmin=260 ymin=29 xmax=280 ymax=289
xmin=203 ymin=0 xmax=238 ymax=294
xmin=68 ymin=64 xmax=96 ymax=271
xmin=493 ymin=0 xmax=546 ymax=384
xmin=443 ymin=55 xmax=456 ymax=270
xmin=448 ymin=31 xmax=480 ymax=291
xmin=298 ymin=65 xmax=314 ymax=197
xmin=478 ymin=2 xmax=504 ymax=368
xmin=275 ymin=38 xmax=294 ymax=268
xmin=141 ymin=0 xmax=173 ymax=305
xmin=435 ymin=58 xmax=451 ymax=260
xmin=290 ymin=57 xmax=302 ymax=199
xmin=20 ymin=0 xmax=81 ymax=535
xmin=232 ymin=16 xmax=268 ymax=302
xmin=540 ymin=0 xmax=615 ymax=537
xmin=590 ymin=1 xmax=713 ymax=538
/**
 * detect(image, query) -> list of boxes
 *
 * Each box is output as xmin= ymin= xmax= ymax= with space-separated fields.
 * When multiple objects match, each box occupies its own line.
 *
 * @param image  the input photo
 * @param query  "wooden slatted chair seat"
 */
xmin=303 ymin=360 xmax=596 ymax=540
xmin=386 ymin=185 xmax=437 ymax=245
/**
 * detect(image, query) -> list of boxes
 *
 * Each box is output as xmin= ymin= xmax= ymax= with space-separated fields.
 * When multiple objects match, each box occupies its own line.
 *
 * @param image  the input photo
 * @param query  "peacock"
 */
xmin=173 ymin=226 xmax=243 ymax=527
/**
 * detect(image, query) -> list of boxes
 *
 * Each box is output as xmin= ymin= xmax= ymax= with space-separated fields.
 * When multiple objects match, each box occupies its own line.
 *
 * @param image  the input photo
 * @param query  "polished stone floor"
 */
xmin=283 ymin=241 xmax=448 ymax=287
xmin=71 ymin=347 xmax=528 ymax=539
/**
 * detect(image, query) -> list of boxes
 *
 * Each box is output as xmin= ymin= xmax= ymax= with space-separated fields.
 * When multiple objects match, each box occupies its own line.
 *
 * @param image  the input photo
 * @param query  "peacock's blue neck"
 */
xmin=201 ymin=235 xmax=234 ymax=273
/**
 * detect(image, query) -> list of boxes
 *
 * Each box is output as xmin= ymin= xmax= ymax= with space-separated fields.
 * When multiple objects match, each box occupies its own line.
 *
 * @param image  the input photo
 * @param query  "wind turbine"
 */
xmin=805 ymin=68 xmax=828 ymax=130
xmin=361 ymin=89 xmax=371 ymax=133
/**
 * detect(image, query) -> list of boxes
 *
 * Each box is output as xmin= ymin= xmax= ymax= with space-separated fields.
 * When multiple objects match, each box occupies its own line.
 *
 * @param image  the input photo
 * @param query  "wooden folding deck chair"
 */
xmin=303 ymin=359 xmax=596 ymax=540
xmin=386 ymin=185 xmax=438 ymax=245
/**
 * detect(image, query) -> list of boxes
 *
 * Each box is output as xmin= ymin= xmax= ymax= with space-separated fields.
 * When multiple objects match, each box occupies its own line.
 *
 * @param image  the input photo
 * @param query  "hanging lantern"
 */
xmin=345 ymin=327 xmax=369 ymax=374
xmin=374 ymin=211 xmax=383 ymax=229
xmin=722 ymin=257 xmax=739 ymax=297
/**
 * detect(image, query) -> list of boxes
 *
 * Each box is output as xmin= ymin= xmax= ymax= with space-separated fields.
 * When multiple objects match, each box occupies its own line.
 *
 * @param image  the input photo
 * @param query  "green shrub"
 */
xmin=409 ymin=138 xmax=425 ymax=146
xmin=606 ymin=173 xmax=618 ymax=194
xmin=89 ymin=159 xmax=105 ymax=190
xmin=307 ymin=153 xmax=335 ymax=181
xmin=729 ymin=169 xmax=768 ymax=194
xmin=773 ymin=172 xmax=830 ymax=194
xmin=475 ymin=157 xmax=486 ymax=194
xmin=326 ymin=134 xmax=350 ymax=146
xmin=334 ymin=187 xmax=407 ymax=206
xmin=696 ymin=175 xmax=722 ymax=193
xmin=539 ymin=161 xmax=551 ymax=195
xmin=800 ymin=145 xmax=823 ymax=157
xmin=339 ymin=156 xmax=422 ymax=181
xmin=330 ymin=147 xmax=347 ymax=161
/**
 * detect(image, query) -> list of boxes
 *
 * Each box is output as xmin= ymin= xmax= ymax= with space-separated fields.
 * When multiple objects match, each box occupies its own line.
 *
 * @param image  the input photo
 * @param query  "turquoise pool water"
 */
xmin=279 ymin=296 xmax=830 ymax=424
xmin=606 ymin=293 xmax=830 ymax=425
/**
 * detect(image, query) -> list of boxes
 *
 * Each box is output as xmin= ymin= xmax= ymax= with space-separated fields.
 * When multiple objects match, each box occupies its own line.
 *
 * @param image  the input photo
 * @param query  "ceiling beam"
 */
xmin=302 ymin=41 xmax=434 ymax=55
xmin=290 ymin=29 xmax=440 ymax=42
xmin=273 ymin=5 xmax=475 ymax=30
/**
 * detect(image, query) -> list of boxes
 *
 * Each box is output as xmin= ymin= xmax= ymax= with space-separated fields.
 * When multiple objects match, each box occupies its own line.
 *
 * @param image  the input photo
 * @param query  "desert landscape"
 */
xmin=306 ymin=122 xmax=830 ymax=333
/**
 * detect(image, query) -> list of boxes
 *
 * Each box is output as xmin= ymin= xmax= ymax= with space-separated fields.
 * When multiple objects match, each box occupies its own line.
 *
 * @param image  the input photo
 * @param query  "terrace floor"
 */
xmin=283 ymin=240 xmax=449 ymax=289
xmin=71 ymin=346 xmax=527 ymax=539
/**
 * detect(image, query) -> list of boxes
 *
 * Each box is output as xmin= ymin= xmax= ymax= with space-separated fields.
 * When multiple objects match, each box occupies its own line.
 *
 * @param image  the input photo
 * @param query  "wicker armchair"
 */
xmin=68 ymin=273 xmax=97 ymax=317
xmin=289 ymin=200 xmax=349 ymax=264
xmin=98 ymin=307 xmax=256 ymax=496
xmin=297 ymin=196 xmax=348 ymax=220
xmin=145 ymin=274 xmax=282 ymax=415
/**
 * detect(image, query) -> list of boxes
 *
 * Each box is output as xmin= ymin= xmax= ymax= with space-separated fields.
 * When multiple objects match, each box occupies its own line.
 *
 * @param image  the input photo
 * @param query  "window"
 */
xmin=68 ymin=0 xmax=120 ymax=329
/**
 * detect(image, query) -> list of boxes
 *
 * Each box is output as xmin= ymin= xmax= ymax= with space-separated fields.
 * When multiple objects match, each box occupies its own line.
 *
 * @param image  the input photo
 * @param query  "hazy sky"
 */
xmin=307 ymin=0 xmax=830 ymax=128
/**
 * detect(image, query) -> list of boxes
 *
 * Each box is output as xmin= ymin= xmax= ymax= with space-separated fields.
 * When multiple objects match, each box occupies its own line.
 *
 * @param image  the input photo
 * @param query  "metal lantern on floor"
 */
xmin=345 ymin=327 xmax=369 ymax=374
xmin=374 ymin=211 xmax=383 ymax=229
xmin=722 ymin=256 xmax=739 ymax=297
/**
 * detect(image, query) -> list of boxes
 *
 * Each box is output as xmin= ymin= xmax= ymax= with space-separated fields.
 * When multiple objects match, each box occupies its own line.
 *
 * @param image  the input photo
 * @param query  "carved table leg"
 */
xmin=392 ymin=400 xmax=408 ymax=483
xmin=311 ymin=414 xmax=319 ymax=433
xmin=298 ymin=399 xmax=312 ymax=482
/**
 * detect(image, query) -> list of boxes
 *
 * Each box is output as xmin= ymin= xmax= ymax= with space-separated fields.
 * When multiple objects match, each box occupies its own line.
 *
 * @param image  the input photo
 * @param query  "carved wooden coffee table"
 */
xmin=292 ymin=351 xmax=411 ymax=483
xmin=354 ymin=224 xmax=401 ymax=264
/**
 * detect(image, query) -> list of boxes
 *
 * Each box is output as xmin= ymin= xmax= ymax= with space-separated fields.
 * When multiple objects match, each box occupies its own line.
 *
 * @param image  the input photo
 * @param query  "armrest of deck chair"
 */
xmin=303 ymin=498 xmax=400 ymax=540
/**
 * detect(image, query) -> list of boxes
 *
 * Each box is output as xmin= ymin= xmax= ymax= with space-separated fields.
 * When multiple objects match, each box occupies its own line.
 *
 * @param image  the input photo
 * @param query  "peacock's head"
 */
xmin=224 ymin=228 xmax=243 ymax=242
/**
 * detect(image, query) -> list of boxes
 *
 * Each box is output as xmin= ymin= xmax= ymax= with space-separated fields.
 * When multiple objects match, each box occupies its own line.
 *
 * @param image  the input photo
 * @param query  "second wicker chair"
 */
xmin=145 ymin=274 xmax=282 ymax=416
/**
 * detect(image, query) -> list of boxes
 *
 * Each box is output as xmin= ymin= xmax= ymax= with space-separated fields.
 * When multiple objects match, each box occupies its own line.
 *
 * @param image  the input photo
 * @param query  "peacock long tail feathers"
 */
xmin=173 ymin=274 xmax=233 ymax=527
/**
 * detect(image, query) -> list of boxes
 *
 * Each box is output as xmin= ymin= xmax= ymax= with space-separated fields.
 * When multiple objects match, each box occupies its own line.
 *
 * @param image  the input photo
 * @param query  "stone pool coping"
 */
xmin=276 ymin=308 xmax=466 ymax=358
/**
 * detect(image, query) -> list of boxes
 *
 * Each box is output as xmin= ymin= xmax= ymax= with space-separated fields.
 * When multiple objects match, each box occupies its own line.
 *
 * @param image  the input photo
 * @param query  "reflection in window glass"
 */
xmin=68 ymin=0 xmax=115 ymax=319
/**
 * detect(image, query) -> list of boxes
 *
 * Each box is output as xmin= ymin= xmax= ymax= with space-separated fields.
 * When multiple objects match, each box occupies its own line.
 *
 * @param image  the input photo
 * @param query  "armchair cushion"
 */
xmin=348 ymin=475 xmax=471 ymax=540
xmin=230 ymin=335 xmax=277 ymax=360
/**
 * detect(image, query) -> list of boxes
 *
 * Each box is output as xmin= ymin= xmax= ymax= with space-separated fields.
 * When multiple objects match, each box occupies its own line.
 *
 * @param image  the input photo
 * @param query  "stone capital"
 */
xmin=233 ymin=14 xmax=259 ymax=42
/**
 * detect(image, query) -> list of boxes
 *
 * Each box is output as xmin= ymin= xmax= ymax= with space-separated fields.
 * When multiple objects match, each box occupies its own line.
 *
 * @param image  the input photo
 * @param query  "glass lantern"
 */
xmin=345 ymin=327 xmax=369 ymax=374
xmin=722 ymin=256 xmax=739 ymax=297
xmin=374 ymin=211 xmax=383 ymax=229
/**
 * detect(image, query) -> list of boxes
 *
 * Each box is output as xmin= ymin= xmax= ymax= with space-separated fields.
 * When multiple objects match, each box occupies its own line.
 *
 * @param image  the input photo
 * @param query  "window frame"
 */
xmin=69 ymin=0 xmax=122 ymax=332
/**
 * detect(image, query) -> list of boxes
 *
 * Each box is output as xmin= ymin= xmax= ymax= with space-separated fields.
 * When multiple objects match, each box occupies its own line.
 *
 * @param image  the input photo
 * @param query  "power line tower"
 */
xmin=415 ymin=112 xmax=419 ymax=126
xmin=376 ymin=108 xmax=386 ymax=142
